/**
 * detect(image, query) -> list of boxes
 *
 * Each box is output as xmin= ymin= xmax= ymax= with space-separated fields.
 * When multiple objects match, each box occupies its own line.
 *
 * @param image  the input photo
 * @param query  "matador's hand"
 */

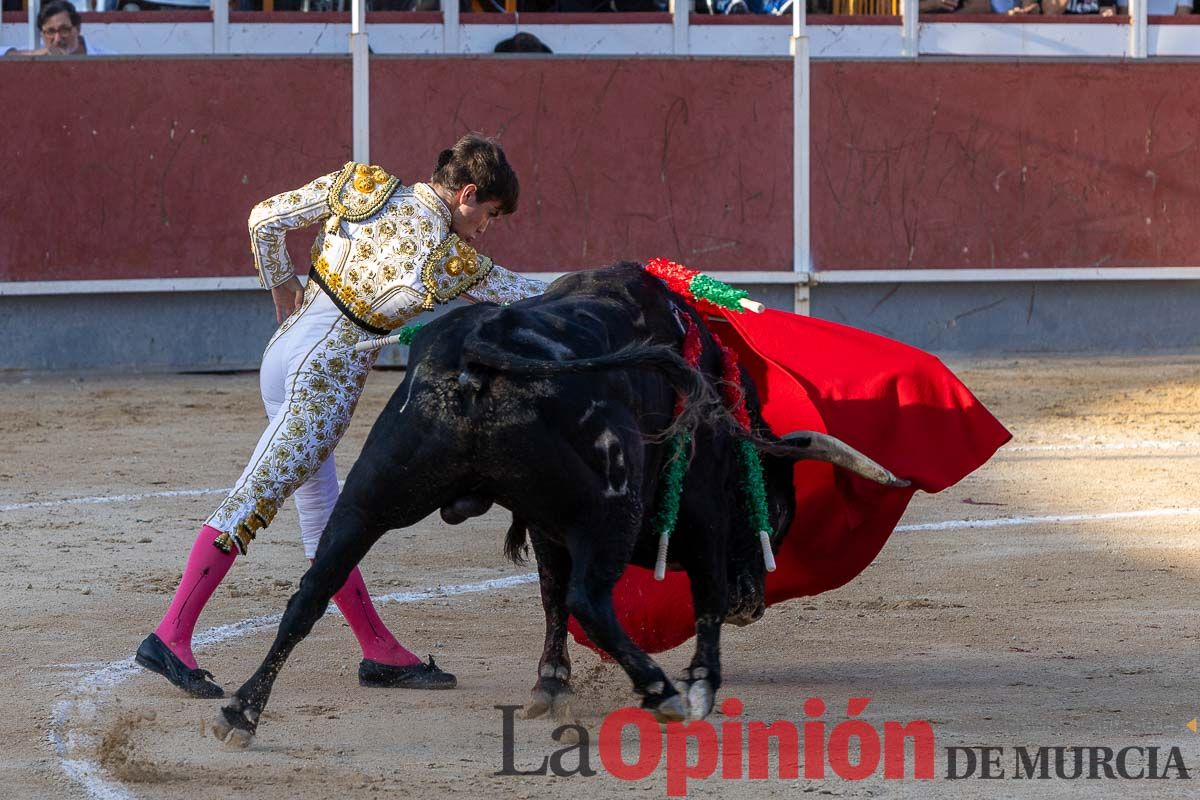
xmin=271 ymin=276 xmax=305 ymax=324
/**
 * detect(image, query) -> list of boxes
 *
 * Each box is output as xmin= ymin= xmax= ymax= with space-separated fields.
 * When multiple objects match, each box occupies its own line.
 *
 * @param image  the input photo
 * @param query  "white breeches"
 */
xmin=206 ymin=281 xmax=377 ymax=557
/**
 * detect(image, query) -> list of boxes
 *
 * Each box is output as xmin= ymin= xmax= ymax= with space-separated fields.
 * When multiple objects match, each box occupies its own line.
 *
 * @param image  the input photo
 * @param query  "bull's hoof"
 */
xmin=551 ymin=692 xmax=573 ymax=724
xmin=556 ymin=725 xmax=582 ymax=746
xmin=686 ymin=679 xmax=714 ymax=721
xmin=212 ymin=720 xmax=254 ymax=749
xmin=211 ymin=700 xmax=259 ymax=747
xmin=647 ymin=693 xmax=688 ymax=723
xmin=524 ymin=688 xmax=553 ymax=719
xmin=524 ymin=683 xmax=573 ymax=720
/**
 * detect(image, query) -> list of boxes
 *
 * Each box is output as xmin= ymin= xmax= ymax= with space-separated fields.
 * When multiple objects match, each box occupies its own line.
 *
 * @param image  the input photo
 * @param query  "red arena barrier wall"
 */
xmin=2 ymin=58 xmax=1199 ymax=282
xmin=810 ymin=61 xmax=1200 ymax=271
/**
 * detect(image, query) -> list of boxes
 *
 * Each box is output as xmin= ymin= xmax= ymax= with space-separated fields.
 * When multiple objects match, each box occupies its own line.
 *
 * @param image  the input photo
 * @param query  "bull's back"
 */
xmin=381 ymin=264 xmax=677 ymax=469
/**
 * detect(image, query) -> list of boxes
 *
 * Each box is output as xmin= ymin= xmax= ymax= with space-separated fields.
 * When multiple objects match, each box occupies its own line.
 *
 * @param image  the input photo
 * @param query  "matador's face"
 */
xmin=449 ymin=185 xmax=504 ymax=246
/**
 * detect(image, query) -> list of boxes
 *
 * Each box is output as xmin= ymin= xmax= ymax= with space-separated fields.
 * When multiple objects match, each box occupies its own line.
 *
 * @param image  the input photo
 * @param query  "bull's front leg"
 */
xmin=211 ymin=509 xmax=386 ymax=748
xmin=564 ymin=531 xmax=687 ymax=723
xmin=524 ymin=534 xmax=573 ymax=722
xmin=676 ymin=517 xmax=730 ymax=721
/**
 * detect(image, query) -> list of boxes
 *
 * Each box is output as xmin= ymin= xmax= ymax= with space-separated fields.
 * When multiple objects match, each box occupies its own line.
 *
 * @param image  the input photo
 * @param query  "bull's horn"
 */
xmin=780 ymin=431 xmax=910 ymax=488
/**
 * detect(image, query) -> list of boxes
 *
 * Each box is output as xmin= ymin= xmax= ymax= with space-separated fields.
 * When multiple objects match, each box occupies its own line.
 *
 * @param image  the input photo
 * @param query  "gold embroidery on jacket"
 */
xmin=325 ymin=162 xmax=401 ymax=234
xmin=412 ymin=183 xmax=453 ymax=228
xmin=419 ymin=235 xmax=494 ymax=309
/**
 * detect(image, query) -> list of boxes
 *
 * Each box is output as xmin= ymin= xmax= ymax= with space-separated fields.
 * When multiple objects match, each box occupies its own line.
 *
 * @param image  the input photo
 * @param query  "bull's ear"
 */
xmin=774 ymin=432 xmax=910 ymax=488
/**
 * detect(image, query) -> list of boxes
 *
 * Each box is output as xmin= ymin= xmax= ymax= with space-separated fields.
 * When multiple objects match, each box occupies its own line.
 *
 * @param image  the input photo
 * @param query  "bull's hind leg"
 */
xmin=563 ymin=533 xmax=687 ymax=723
xmin=524 ymin=536 xmax=573 ymax=722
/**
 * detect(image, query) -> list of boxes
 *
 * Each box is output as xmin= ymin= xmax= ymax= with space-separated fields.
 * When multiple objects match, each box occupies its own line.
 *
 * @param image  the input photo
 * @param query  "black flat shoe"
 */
xmin=135 ymin=633 xmax=225 ymax=699
xmin=358 ymin=655 xmax=457 ymax=689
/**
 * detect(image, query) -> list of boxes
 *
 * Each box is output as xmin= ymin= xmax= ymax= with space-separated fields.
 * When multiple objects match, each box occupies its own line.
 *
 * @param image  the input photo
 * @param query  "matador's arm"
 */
xmin=247 ymin=171 xmax=339 ymax=289
xmin=461 ymin=262 xmax=547 ymax=305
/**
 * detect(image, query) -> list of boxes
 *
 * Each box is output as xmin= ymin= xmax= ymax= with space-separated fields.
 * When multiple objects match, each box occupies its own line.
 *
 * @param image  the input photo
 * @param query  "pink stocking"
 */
xmin=154 ymin=524 xmax=237 ymax=670
xmin=327 ymin=564 xmax=420 ymax=667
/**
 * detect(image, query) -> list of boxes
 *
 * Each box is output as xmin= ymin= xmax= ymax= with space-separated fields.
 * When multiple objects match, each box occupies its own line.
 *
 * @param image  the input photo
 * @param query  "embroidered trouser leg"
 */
xmin=207 ymin=284 xmax=375 ymax=555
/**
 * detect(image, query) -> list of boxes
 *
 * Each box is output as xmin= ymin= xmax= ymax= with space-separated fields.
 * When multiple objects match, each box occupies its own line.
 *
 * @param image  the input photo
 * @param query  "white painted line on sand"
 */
xmin=37 ymin=472 xmax=1200 ymax=799
xmin=49 ymin=504 xmax=1200 ymax=798
xmin=1 ymin=488 xmax=229 ymax=513
xmin=1006 ymin=440 xmax=1200 ymax=453
xmin=2 ymin=480 xmax=348 ymax=513
xmin=48 ymin=572 xmax=540 ymax=800
xmin=6 ymin=439 xmax=1199 ymax=514
xmin=897 ymin=507 xmax=1200 ymax=533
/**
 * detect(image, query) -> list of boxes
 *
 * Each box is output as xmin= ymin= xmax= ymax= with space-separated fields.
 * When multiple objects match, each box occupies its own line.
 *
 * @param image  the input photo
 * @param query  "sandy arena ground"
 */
xmin=3 ymin=356 xmax=1200 ymax=799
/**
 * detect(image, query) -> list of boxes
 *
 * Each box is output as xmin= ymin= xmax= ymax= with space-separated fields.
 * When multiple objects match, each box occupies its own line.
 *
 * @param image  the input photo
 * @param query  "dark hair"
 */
xmin=494 ymin=33 xmax=552 ymax=54
xmin=39 ymin=0 xmax=80 ymax=29
xmin=430 ymin=134 xmax=519 ymax=216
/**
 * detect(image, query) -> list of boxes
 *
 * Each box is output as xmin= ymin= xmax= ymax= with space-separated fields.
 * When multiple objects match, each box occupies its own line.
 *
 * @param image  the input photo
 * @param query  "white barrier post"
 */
xmin=28 ymin=0 xmax=40 ymax=51
xmin=443 ymin=0 xmax=460 ymax=53
xmin=901 ymin=0 xmax=918 ymax=57
xmin=212 ymin=0 xmax=230 ymax=54
xmin=791 ymin=0 xmax=811 ymax=312
xmin=1129 ymin=0 xmax=1147 ymax=58
xmin=670 ymin=0 xmax=688 ymax=54
xmin=351 ymin=0 xmax=370 ymax=162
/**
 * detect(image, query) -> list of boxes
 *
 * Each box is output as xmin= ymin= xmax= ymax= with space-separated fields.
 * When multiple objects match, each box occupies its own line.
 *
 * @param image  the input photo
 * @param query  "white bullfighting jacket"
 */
xmin=208 ymin=163 xmax=545 ymax=555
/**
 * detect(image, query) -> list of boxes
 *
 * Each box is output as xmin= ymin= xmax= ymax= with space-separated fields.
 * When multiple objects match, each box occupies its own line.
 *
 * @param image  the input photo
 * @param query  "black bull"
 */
xmin=212 ymin=263 xmax=907 ymax=744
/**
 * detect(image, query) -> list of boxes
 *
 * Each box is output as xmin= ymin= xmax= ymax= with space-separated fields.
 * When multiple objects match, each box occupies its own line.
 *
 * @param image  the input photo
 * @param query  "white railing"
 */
xmin=4 ymin=9 xmax=1195 ymax=59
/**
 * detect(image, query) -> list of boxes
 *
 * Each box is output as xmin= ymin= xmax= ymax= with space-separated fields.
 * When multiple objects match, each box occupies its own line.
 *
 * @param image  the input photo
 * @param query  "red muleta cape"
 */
xmin=569 ymin=306 xmax=1011 ymax=654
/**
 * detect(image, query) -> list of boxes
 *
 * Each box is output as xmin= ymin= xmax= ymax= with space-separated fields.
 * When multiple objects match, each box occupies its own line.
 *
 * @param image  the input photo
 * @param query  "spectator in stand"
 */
xmin=4 ymin=1 xmax=115 ymax=55
xmin=495 ymin=32 xmax=552 ymax=52
xmin=989 ymin=0 xmax=1040 ymax=11
xmin=481 ymin=0 xmax=660 ymax=9
xmin=919 ymin=0 xmax=990 ymax=12
xmin=1116 ymin=0 xmax=1192 ymax=12
xmin=987 ymin=0 xmax=1087 ymax=12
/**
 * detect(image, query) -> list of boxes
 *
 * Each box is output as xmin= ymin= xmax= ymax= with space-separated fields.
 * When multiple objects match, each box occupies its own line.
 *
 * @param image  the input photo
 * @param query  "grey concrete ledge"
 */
xmin=3 ymin=279 xmax=1197 ymax=373
xmin=813 ymin=280 xmax=1200 ymax=355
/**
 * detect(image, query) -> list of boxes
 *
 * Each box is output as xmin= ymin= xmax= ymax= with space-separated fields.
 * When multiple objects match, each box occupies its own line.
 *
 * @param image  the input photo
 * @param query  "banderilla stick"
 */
xmin=354 ymin=333 xmax=403 ymax=353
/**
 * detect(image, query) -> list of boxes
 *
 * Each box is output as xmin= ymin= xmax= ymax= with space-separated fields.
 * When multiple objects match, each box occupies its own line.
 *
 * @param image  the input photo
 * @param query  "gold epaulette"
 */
xmin=420 ymin=234 xmax=495 ymax=309
xmin=324 ymin=162 xmax=402 ymax=234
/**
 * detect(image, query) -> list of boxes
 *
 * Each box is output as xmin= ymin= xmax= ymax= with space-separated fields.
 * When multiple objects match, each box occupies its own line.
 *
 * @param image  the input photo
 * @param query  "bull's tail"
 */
xmin=504 ymin=516 xmax=530 ymax=565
